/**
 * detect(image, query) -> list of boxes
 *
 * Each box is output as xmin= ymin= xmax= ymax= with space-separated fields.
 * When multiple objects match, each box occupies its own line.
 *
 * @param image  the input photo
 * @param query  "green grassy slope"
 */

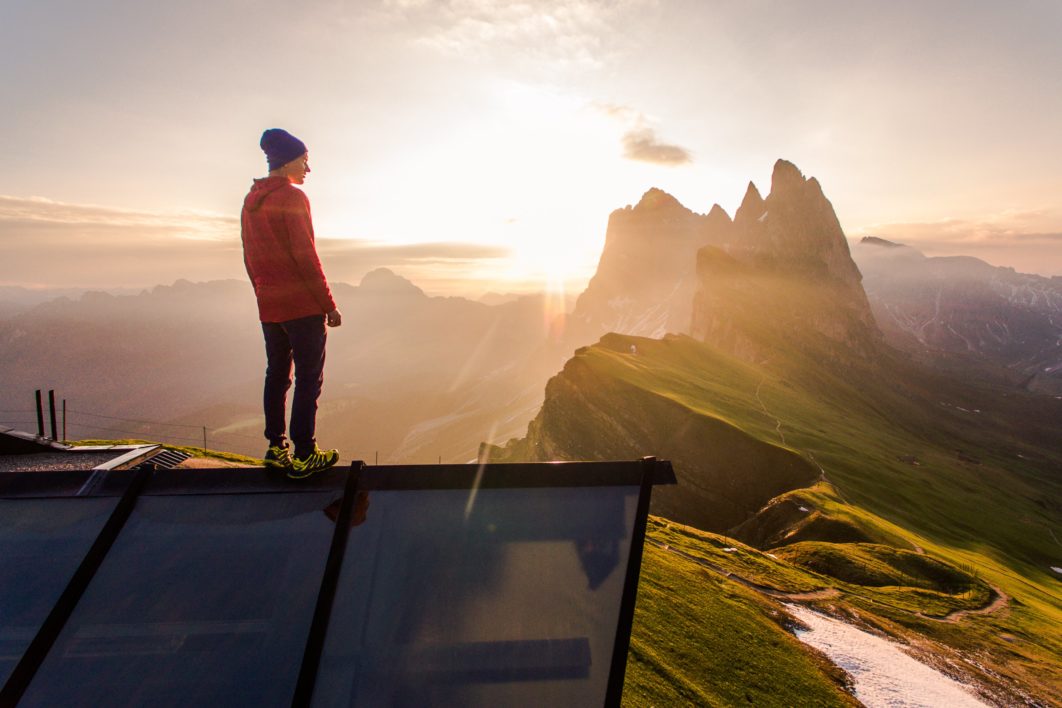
xmin=625 ymin=542 xmax=859 ymax=707
xmin=490 ymin=333 xmax=1062 ymax=704
xmin=634 ymin=516 xmax=1054 ymax=705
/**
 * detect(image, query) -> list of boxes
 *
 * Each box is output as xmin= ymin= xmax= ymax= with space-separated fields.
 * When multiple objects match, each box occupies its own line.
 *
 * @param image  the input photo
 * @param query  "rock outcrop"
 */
xmin=691 ymin=160 xmax=881 ymax=363
xmin=565 ymin=159 xmax=881 ymax=366
xmin=566 ymin=188 xmax=731 ymax=341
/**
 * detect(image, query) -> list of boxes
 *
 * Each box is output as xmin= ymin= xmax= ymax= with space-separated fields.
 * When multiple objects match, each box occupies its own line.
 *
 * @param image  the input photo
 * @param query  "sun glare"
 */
xmin=329 ymin=82 xmax=624 ymax=293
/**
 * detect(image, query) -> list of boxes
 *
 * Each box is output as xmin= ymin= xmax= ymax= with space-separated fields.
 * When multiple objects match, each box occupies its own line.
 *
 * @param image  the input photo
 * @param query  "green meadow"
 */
xmin=495 ymin=332 xmax=1061 ymax=704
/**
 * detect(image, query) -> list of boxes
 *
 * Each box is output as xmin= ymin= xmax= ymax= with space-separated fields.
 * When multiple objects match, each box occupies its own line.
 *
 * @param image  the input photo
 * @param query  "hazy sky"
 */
xmin=2 ymin=0 xmax=1060 ymax=295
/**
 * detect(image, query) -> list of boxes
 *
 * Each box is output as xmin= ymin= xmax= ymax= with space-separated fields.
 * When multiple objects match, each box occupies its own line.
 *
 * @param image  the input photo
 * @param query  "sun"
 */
xmin=325 ymin=82 xmax=626 ymax=292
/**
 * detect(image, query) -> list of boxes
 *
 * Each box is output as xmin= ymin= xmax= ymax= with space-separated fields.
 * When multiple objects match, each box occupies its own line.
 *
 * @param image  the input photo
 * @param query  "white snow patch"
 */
xmin=1051 ymin=566 xmax=1062 ymax=575
xmin=787 ymin=604 xmax=990 ymax=707
xmin=798 ymin=506 xmax=809 ymax=512
xmin=722 ymin=547 xmax=738 ymax=553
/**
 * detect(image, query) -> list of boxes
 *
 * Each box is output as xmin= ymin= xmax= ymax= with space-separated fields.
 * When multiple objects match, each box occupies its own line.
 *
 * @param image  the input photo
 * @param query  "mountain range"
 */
xmin=852 ymin=237 xmax=1062 ymax=394
xmin=487 ymin=160 xmax=1062 ymax=703
xmin=2 ymin=160 xmax=1060 ymax=703
xmin=0 ymin=272 xmax=559 ymax=462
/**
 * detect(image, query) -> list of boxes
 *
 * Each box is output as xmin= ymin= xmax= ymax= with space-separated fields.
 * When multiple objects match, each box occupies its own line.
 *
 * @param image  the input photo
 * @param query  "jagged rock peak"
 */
xmin=707 ymin=203 xmax=732 ymax=223
xmin=739 ymin=181 xmax=764 ymax=212
xmin=634 ymin=187 xmax=685 ymax=212
xmin=770 ymin=159 xmax=806 ymax=194
xmin=734 ymin=182 xmax=765 ymax=224
xmin=359 ymin=267 xmax=425 ymax=297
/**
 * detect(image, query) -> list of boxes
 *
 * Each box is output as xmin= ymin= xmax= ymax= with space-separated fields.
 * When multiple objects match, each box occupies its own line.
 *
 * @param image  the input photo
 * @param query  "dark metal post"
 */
xmin=292 ymin=462 xmax=363 ymax=707
xmin=34 ymin=390 xmax=44 ymax=437
xmin=62 ymin=399 xmax=67 ymax=441
xmin=202 ymin=426 xmax=207 ymax=450
xmin=48 ymin=390 xmax=57 ymax=440
xmin=604 ymin=456 xmax=657 ymax=708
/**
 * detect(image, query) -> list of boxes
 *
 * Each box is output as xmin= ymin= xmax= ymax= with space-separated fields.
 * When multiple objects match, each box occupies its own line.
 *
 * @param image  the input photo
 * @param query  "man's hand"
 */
xmin=326 ymin=308 xmax=343 ymax=327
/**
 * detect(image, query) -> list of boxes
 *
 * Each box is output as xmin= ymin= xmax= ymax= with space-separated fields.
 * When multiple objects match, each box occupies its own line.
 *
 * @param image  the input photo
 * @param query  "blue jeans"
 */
xmin=262 ymin=314 xmax=327 ymax=459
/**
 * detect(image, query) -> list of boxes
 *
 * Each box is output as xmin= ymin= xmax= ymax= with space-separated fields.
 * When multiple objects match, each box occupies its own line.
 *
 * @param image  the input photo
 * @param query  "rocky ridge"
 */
xmin=566 ymin=160 xmax=880 ymax=365
xmin=853 ymin=238 xmax=1062 ymax=393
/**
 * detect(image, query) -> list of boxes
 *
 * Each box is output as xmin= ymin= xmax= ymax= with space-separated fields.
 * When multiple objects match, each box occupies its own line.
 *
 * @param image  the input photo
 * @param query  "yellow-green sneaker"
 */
xmin=288 ymin=445 xmax=340 ymax=479
xmin=264 ymin=444 xmax=293 ymax=470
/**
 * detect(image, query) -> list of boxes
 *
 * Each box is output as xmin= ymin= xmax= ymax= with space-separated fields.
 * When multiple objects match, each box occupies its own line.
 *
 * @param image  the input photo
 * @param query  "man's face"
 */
xmin=283 ymin=153 xmax=311 ymax=184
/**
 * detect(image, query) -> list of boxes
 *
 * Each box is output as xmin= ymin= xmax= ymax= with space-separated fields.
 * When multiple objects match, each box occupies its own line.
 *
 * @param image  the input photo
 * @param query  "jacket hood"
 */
xmin=244 ymin=176 xmax=292 ymax=211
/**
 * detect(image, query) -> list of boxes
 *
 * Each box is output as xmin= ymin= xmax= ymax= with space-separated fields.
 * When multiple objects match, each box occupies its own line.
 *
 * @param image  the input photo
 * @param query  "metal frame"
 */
xmin=0 ymin=458 xmax=676 ymax=707
xmin=291 ymin=462 xmax=363 ymax=707
xmin=0 ymin=466 xmax=150 ymax=707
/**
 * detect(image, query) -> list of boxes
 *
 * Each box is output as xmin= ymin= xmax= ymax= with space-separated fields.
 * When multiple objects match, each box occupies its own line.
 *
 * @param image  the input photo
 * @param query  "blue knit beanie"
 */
xmin=260 ymin=128 xmax=307 ymax=171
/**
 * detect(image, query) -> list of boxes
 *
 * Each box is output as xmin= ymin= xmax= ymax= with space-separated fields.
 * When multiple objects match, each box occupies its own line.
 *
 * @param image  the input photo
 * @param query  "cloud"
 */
xmin=855 ymin=209 xmax=1062 ymax=276
xmin=859 ymin=209 xmax=1062 ymax=246
xmin=594 ymin=102 xmax=693 ymax=166
xmin=320 ymin=239 xmax=508 ymax=262
xmin=0 ymin=195 xmax=236 ymax=241
xmin=0 ymin=195 xmax=511 ymax=291
xmin=381 ymin=0 xmax=655 ymax=70
xmin=621 ymin=127 xmax=692 ymax=165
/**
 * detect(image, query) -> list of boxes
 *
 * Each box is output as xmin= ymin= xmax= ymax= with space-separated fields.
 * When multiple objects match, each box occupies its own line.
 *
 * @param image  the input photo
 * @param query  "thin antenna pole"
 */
xmin=35 ymin=390 xmax=44 ymax=437
xmin=48 ymin=390 xmax=58 ymax=440
xmin=62 ymin=399 xmax=67 ymax=441
xmin=202 ymin=426 xmax=207 ymax=450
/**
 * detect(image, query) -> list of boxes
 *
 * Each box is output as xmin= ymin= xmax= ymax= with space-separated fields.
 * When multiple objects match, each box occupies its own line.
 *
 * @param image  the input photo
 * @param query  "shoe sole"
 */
xmin=286 ymin=456 xmax=339 ymax=480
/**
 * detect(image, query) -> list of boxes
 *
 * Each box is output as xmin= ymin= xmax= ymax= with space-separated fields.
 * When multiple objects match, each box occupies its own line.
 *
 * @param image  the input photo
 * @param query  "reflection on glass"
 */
xmin=323 ymin=491 xmax=371 ymax=528
xmin=313 ymin=486 xmax=638 ymax=707
xmin=20 ymin=493 xmax=338 ymax=708
xmin=575 ymin=539 xmax=622 ymax=591
xmin=0 ymin=498 xmax=117 ymax=686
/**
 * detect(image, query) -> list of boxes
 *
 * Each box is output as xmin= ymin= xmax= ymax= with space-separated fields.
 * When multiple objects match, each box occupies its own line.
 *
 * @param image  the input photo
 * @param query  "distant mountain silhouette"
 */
xmin=853 ymin=238 xmax=1062 ymax=394
xmin=0 ymin=271 xmax=556 ymax=462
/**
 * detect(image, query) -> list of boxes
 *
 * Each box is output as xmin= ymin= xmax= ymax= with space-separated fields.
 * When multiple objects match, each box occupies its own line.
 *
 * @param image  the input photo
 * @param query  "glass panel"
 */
xmin=0 ymin=498 xmax=117 ymax=686
xmin=314 ymin=485 xmax=638 ymax=707
xmin=21 ymin=493 xmax=339 ymax=708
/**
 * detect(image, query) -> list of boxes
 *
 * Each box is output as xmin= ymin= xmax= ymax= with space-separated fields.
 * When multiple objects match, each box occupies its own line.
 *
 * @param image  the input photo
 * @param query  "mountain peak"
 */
xmin=770 ymin=159 xmax=806 ymax=194
xmin=358 ymin=268 xmax=425 ymax=297
xmin=706 ymin=203 xmax=732 ymax=224
xmin=735 ymin=182 xmax=765 ymax=223
xmin=860 ymin=236 xmax=904 ymax=249
xmin=634 ymin=188 xmax=684 ymax=212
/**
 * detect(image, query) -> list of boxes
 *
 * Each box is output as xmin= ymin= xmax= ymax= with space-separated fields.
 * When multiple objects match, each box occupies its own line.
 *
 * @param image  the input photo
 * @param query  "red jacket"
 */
xmin=241 ymin=177 xmax=337 ymax=323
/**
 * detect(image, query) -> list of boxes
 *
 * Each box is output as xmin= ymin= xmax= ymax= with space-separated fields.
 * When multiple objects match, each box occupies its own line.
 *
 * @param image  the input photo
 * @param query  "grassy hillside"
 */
xmin=489 ymin=333 xmax=1062 ymax=704
xmin=625 ymin=540 xmax=858 ymax=707
xmin=630 ymin=517 xmax=1053 ymax=705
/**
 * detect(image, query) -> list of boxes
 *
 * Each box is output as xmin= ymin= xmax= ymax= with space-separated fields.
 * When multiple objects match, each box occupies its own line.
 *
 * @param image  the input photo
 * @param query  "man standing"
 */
xmin=241 ymin=128 xmax=341 ymax=478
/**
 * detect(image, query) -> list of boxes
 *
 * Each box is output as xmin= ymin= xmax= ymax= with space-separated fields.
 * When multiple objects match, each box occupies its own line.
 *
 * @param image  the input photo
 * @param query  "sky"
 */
xmin=2 ymin=0 xmax=1060 ymax=297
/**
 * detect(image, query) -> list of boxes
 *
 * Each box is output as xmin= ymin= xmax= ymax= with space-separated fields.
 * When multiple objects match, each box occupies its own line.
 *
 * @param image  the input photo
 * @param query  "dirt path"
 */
xmin=754 ymin=375 xmax=787 ymax=446
xmin=932 ymin=585 xmax=1010 ymax=624
xmin=647 ymin=538 xmax=1008 ymax=621
xmin=647 ymin=538 xmax=840 ymax=601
